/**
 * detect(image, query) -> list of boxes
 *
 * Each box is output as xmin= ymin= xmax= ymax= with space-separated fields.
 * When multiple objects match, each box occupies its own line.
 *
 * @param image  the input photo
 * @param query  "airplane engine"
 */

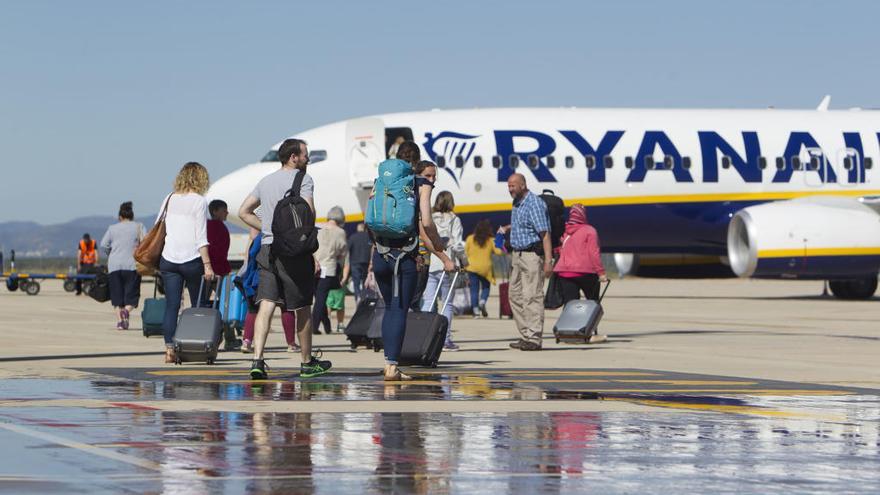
xmin=727 ymin=197 xmax=880 ymax=298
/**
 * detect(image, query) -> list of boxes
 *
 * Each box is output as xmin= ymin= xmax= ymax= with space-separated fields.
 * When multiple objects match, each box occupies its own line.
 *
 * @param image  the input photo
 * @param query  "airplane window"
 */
xmin=474 ymin=156 xmax=483 ymax=168
xmin=309 ymin=150 xmax=327 ymax=164
xmin=584 ymin=155 xmax=596 ymax=170
xmin=843 ymin=156 xmax=853 ymax=170
xmin=565 ymin=156 xmax=574 ymax=169
xmin=547 ymin=156 xmax=556 ymax=168
xmin=721 ymin=156 xmax=731 ymax=169
xmin=260 ymin=150 xmax=279 ymax=163
xmin=603 ymin=155 xmax=613 ymax=169
xmin=455 ymin=156 xmax=465 ymax=168
xmin=527 ymin=154 xmax=540 ymax=169
xmin=625 ymin=156 xmax=634 ymax=169
xmin=682 ymin=156 xmax=691 ymax=169
xmin=663 ymin=156 xmax=674 ymax=170
xmin=809 ymin=156 xmax=820 ymax=171
xmin=437 ymin=156 xmax=447 ymax=168
xmin=644 ymin=156 xmax=654 ymax=170
xmin=775 ymin=157 xmax=785 ymax=170
xmin=866 ymin=157 xmax=874 ymax=169
xmin=759 ymin=156 xmax=767 ymax=169
xmin=492 ymin=156 xmax=502 ymax=168
xmin=791 ymin=157 xmax=802 ymax=170
xmin=509 ymin=155 xmax=520 ymax=169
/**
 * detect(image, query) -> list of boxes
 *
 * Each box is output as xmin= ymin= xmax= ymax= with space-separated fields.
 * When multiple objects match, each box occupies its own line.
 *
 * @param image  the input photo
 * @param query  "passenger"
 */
xmin=464 ymin=219 xmax=503 ymax=319
xmin=369 ymin=144 xmax=455 ymax=381
xmin=499 ymin=173 xmax=552 ymax=351
xmin=238 ymin=228 xmax=298 ymax=354
xmin=387 ymin=135 xmax=405 ymax=159
xmin=238 ymin=138 xmax=331 ymax=379
xmin=421 ymin=191 xmax=466 ymax=351
xmin=99 ymin=201 xmax=145 ymax=330
xmin=311 ymin=206 xmax=350 ymax=334
xmin=206 ymin=199 xmax=232 ymax=277
xmin=409 ymin=160 xmax=438 ymax=311
xmin=553 ymin=204 xmax=608 ymax=302
xmin=347 ymin=223 xmax=372 ymax=303
xmin=75 ymin=233 xmax=99 ymax=295
xmin=157 ymin=162 xmax=214 ymax=363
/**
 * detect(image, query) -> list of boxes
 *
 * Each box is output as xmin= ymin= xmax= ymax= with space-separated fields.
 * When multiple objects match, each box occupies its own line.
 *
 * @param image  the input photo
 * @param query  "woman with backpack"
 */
xmin=420 ymin=191 xmax=466 ymax=351
xmin=553 ymin=203 xmax=608 ymax=304
xmin=368 ymin=142 xmax=455 ymax=381
xmin=464 ymin=219 xmax=503 ymax=318
xmin=156 ymin=162 xmax=214 ymax=364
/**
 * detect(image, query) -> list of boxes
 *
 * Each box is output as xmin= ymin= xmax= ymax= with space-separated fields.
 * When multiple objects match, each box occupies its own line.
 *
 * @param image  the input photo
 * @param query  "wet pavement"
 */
xmin=0 ymin=370 xmax=879 ymax=493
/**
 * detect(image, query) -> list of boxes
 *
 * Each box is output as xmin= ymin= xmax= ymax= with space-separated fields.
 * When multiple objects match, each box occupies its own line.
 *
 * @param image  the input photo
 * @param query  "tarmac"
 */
xmin=0 ymin=278 xmax=878 ymax=493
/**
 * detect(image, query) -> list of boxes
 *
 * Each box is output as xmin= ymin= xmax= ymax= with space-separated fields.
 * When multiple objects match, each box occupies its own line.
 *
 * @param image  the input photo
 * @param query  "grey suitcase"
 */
xmin=173 ymin=279 xmax=222 ymax=364
xmin=553 ymin=281 xmax=610 ymax=343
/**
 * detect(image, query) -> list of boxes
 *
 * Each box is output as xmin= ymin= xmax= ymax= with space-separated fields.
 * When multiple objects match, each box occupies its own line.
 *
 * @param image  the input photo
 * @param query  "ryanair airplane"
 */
xmin=208 ymin=100 xmax=880 ymax=299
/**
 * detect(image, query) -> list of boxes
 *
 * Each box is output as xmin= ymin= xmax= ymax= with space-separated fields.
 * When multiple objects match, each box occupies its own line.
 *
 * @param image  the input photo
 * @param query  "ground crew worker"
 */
xmin=76 ymin=233 xmax=99 ymax=295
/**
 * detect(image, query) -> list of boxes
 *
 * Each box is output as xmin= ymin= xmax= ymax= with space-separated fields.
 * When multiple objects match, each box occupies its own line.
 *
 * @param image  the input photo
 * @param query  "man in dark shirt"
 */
xmin=207 ymin=200 xmax=231 ymax=277
xmin=347 ymin=222 xmax=372 ymax=302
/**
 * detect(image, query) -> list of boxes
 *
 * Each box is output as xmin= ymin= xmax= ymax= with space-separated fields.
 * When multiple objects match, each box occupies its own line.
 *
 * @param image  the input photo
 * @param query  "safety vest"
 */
xmin=79 ymin=240 xmax=97 ymax=264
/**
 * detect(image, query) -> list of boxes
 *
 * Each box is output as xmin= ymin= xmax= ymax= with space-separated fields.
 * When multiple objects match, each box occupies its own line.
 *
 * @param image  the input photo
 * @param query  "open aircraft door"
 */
xmin=346 ymin=118 xmax=386 ymax=190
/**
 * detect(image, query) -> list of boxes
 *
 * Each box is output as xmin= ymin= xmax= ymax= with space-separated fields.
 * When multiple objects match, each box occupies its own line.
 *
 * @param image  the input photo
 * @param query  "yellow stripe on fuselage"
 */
xmin=758 ymin=247 xmax=880 ymax=258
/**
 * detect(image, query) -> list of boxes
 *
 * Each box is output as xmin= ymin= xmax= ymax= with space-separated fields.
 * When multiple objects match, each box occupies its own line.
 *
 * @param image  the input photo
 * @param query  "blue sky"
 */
xmin=1 ymin=0 xmax=877 ymax=223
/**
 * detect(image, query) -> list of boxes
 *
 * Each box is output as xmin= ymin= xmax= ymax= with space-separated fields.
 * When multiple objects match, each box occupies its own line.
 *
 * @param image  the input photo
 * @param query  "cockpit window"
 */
xmin=260 ymin=150 xmax=279 ymax=163
xmin=309 ymin=150 xmax=327 ymax=164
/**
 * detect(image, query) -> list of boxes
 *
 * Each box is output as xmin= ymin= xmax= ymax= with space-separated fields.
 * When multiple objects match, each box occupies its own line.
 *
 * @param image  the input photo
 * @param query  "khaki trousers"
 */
xmin=510 ymin=251 xmax=545 ymax=345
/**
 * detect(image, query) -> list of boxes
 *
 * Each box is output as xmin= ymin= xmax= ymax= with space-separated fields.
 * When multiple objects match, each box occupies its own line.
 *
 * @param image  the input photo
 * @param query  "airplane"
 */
xmin=208 ymin=98 xmax=880 ymax=300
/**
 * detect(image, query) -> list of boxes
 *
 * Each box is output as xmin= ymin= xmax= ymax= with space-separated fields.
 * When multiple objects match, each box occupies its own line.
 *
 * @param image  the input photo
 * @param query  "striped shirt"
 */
xmin=509 ymin=191 xmax=550 ymax=250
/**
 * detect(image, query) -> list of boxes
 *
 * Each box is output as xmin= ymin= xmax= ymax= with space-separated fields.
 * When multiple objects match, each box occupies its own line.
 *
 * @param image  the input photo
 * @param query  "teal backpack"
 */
xmin=365 ymin=159 xmax=418 ymax=241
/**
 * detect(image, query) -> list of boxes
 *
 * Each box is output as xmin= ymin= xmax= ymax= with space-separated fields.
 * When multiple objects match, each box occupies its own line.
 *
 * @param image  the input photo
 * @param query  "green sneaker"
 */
xmin=300 ymin=352 xmax=332 ymax=378
xmin=249 ymin=359 xmax=269 ymax=380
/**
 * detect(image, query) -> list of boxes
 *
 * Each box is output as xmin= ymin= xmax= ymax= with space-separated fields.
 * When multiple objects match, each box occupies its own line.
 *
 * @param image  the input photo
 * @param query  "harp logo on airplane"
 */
xmin=422 ymin=131 xmax=480 ymax=186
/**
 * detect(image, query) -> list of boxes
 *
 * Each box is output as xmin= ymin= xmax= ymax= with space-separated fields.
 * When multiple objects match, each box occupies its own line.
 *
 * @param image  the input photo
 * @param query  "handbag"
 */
xmin=134 ymin=194 xmax=171 ymax=271
xmin=544 ymin=273 xmax=565 ymax=310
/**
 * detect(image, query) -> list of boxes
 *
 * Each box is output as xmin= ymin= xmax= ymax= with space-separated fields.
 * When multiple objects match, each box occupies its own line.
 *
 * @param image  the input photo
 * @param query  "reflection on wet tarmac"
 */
xmin=0 ymin=375 xmax=878 ymax=493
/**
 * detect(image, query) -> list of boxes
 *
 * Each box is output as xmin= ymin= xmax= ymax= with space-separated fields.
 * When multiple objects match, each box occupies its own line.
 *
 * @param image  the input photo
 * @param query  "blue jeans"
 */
xmin=421 ymin=271 xmax=454 ymax=345
xmin=351 ymin=263 xmax=369 ymax=302
xmin=159 ymin=257 xmax=205 ymax=346
xmin=468 ymin=272 xmax=491 ymax=310
xmin=372 ymin=250 xmax=417 ymax=364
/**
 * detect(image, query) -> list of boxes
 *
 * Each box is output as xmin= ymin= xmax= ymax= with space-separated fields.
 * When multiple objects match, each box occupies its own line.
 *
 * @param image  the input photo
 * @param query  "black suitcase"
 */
xmin=345 ymin=297 xmax=384 ymax=351
xmin=398 ymin=271 xmax=459 ymax=367
xmin=172 ymin=279 xmax=222 ymax=364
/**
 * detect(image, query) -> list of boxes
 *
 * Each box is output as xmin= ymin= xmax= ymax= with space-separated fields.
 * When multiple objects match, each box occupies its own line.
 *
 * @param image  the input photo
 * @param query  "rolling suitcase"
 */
xmin=142 ymin=282 xmax=165 ymax=337
xmin=217 ymin=274 xmax=246 ymax=331
xmin=173 ymin=279 xmax=222 ymax=364
xmin=345 ymin=297 xmax=384 ymax=351
xmin=399 ymin=271 xmax=460 ymax=367
xmin=498 ymin=281 xmax=512 ymax=319
xmin=553 ymin=281 xmax=610 ymax=343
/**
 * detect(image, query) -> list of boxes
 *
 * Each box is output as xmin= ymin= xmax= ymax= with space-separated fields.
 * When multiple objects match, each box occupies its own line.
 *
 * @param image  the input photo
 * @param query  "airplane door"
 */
xmin=346 ymin=118 xmax=386 ymax=189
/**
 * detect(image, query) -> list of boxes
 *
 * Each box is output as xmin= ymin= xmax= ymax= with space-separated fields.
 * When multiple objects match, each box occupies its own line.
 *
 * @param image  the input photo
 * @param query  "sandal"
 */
xmin=383 ymin=366 xmax=413 ymax=382
xmin=164 ymin=347 xmax=177 ymax=364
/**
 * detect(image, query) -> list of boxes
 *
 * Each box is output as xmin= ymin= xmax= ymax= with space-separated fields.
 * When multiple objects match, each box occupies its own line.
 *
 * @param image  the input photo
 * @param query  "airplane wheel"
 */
xmin=829 ymin=277 xmax=878 ymax=300
xmin=25 ymin=281 xmax=40 ymax=296
xmin=63 ymin=280 xmax=76 ymax=292
xmin=6 ymin=278 xmax=18 ymax=292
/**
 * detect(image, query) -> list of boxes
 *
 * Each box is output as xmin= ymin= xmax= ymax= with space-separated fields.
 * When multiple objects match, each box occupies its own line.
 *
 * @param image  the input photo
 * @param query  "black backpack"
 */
xmin=270 ymin=169 xmax=318 ymax=258
xmin=539 ymin=189 xmax=566 ymax=249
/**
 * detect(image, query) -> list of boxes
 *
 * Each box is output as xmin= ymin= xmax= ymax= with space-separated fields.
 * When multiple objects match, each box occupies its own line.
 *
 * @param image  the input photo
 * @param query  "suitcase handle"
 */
xmin=598 ymin=279 xmax=611 ymax=304
xmin=195 ymin=276 xmax=219 ymax=309
xmin=428 ymin=270 xmax=461 ymax=315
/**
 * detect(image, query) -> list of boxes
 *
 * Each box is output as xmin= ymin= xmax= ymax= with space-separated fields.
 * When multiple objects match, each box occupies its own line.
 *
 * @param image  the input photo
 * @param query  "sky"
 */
xmin=1 ymin=0 xmax=878 ymax=224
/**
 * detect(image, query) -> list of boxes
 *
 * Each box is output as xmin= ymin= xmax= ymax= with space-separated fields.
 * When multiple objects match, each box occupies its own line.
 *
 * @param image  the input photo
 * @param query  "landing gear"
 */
xmin=828 ymin=276 xmax=879 ymax=300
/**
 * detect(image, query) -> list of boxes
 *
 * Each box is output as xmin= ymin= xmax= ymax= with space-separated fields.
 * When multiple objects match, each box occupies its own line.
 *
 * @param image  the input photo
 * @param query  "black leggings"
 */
xmin=558 ymin=274 xmax=600 ymax=305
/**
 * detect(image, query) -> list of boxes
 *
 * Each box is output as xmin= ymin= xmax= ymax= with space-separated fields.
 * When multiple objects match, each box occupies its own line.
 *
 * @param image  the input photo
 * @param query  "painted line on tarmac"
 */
xmin=0 ymin=422 xmax=162 ymax=471
xmin=610 ymin=398 xmax=847 ymax=421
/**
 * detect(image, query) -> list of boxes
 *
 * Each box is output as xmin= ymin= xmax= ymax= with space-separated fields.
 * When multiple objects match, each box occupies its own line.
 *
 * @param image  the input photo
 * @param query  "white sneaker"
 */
xmin=589 ymin=334 xmax=608 ymax=344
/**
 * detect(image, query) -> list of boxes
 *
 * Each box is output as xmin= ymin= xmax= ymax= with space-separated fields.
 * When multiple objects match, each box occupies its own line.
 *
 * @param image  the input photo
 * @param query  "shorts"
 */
xmin=108 ymin=270 xmax=141 ymax=307
xmin=255 ymin=244 xmax=315 ymax=311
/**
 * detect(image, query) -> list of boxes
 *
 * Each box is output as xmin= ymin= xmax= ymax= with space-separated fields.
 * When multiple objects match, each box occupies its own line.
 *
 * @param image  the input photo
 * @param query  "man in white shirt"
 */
xmin=238 ymin=138 xmax=332 ymax=379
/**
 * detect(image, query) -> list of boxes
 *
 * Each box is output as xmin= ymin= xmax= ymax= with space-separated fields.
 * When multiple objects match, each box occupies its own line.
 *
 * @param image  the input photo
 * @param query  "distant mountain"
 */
xmin=0 ymin=216 xmax=247 ymax=258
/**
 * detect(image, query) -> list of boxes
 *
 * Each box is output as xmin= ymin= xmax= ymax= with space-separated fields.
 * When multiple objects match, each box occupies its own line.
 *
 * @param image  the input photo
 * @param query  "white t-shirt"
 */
xmin=157 ymin=192 xmax=209 ymax=264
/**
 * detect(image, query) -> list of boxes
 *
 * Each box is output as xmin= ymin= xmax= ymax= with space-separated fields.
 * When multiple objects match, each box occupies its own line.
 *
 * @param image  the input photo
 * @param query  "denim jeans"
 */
xmin=159 ymin=257 xmax=205 ymax=346
xmin=312 ymin=275 xmax=340 ymax=333
xmin=421 ymin=270 xmax=454 ymax=344
xmin=350 ymin=263 xmax=369 ymax=302
xmin=372 ymin=250 xmax=417 ymax=364
xmin=468 ymin=272 xmax=491 ymax=310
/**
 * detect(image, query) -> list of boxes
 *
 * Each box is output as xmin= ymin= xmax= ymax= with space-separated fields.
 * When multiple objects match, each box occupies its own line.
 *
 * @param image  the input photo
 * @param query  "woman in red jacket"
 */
xmin=553 ymin=204 xmax=608 ymax=304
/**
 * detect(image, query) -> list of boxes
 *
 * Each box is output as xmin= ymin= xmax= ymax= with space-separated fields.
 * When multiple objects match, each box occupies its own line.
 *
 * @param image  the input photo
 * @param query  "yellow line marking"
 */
xmin=759 ymin=247 xmax=880 ymax=258
xmin=146 ymin=370 xmax=661 ymax=377
xmin=613 ymin=380 xmax=758 ymax=386
xmin=0 ymin=422 xmax=162 ymax=471
xmin=568 ymin=388 xmax=854 ymax=395
xmin=613 ymin=398 xmax=846 ymax=420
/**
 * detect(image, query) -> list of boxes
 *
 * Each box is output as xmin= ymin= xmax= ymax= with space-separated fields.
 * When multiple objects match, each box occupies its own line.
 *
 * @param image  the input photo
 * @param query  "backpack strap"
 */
xmin=289 ymin=167 xmax=307 ymax=198
xmin=376 ymin=236 xmax=419 ymax=300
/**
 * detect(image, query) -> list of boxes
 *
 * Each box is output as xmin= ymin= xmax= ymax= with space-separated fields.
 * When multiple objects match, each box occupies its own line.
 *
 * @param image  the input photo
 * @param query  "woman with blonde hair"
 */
xmin=157 ymin=162 xmax=214 ymax=363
